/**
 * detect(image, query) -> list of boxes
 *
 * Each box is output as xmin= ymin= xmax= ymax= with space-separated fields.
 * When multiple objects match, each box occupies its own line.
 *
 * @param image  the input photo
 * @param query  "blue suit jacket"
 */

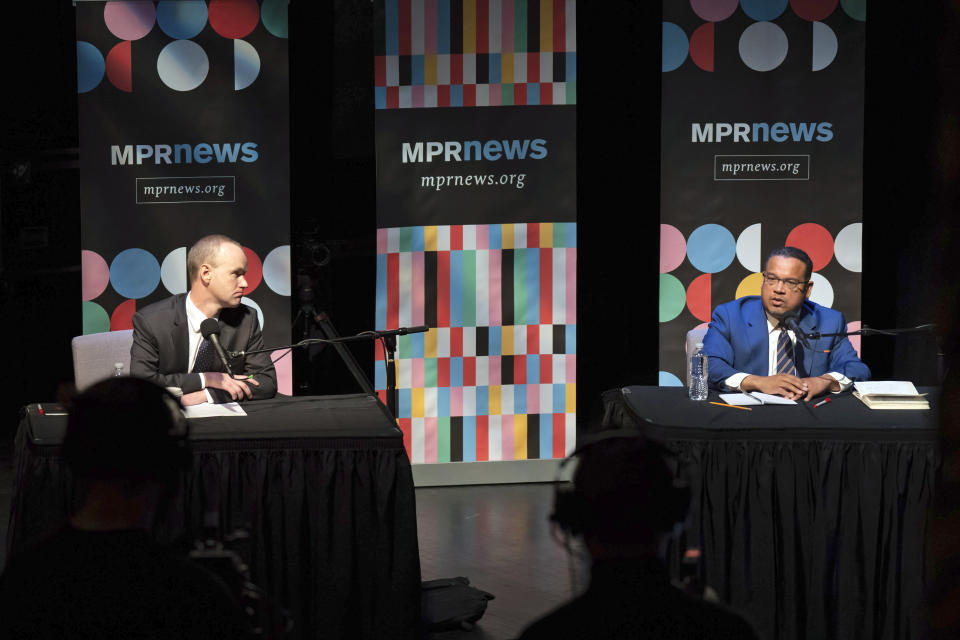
xmin=701 ymin=296 xmax=870 ymax=389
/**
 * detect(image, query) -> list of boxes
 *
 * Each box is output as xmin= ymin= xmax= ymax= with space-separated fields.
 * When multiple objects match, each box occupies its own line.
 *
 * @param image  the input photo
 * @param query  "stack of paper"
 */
xmin=852 ymin=381 xmax=929 ymax=410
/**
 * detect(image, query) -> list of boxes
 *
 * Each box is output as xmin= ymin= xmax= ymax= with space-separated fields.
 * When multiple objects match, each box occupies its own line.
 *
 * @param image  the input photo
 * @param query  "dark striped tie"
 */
xmin=776 ymin=325 xmax=796 ymax=375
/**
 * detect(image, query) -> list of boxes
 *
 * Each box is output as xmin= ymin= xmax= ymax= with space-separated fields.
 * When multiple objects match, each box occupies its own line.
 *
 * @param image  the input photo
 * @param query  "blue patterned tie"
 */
xmin=776 ymin=325 xmax=796 ymax=375
xmin=192 ymin=338 xmax=216 ymax=373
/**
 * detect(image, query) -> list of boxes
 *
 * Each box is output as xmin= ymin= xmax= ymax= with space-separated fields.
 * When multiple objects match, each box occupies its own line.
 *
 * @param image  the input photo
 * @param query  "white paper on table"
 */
xmin=719 ymin=393 xmax=762 ymax=406
xmin=719 ymin=392 xmax=797 ymax=406
xmin=853 ymin=381 xmax=920 ymax=397
xmin=181 ymin=402 xmax=247 ymax=419
xmin=749 ymin=392 xmax=797 ymax=405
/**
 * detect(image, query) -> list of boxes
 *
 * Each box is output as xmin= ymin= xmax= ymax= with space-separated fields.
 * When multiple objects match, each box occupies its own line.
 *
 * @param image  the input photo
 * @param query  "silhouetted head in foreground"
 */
xmin=551 ymin=431 xmax=689 ymax=558
xmin=63 ymin=377 xmax=190 ymax=530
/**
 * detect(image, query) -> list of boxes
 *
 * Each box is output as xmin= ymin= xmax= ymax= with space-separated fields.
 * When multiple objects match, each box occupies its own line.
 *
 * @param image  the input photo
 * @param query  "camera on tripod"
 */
xmin=188 ymin=522 xmax=293 ymax=639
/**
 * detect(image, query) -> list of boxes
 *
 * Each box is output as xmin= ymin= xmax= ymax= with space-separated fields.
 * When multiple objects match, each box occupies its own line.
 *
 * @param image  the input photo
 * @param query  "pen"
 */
xmin=709 ymin=401 xmax=752 ymax=411
xmin=814 ymin=398 xmax=831 ymax=408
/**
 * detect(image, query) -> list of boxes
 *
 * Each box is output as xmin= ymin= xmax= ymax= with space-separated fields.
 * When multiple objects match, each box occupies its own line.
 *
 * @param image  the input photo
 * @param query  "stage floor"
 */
xmin=0 ymin=446 xmax=581 ymax=640
xmin=418 ymin=482 xmax=586 ymax=640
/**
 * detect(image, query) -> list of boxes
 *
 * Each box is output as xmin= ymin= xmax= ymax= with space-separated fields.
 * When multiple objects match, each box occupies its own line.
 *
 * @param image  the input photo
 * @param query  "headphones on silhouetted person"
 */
xmin=63 ymin=377 xmax=192 ymax=482
xmin=550 ymin=429 xmax=691 ymax=541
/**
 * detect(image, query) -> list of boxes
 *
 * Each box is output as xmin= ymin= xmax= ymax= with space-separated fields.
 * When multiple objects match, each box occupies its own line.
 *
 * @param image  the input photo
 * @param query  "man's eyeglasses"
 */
xmin=761 ymin=272 xmax=808 ymax=292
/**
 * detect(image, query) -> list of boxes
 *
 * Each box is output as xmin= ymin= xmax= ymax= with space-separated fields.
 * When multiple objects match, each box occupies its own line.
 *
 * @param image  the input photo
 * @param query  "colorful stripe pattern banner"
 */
xmin=376 ymin=223 xmax=576 ymax=463
xmin=375 ymin=0 xmax=576 ymax=108
xmin=375 ymin=0 xmax=576 ymax=465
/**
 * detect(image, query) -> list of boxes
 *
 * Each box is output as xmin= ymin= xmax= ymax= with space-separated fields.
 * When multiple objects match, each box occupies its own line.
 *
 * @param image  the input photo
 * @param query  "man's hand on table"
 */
xmin=797 ymin=375 xmax=839 ymax=400
xmin=742 ymin=374 xmax=807 ymax=400
xmin=204 ymin=372 xmax=259 ymax=401
xmin=742 ymin=374 xmax=838 ymax=401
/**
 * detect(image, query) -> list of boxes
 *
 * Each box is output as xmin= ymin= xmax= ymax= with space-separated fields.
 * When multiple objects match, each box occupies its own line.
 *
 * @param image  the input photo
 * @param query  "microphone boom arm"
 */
xmin=226 ymin=325 xmax=430 ymax=420
xmin=228 ymin=326 xmax=429 ymax=358
xmin=804 ymin=323 xmax=937 ymax=341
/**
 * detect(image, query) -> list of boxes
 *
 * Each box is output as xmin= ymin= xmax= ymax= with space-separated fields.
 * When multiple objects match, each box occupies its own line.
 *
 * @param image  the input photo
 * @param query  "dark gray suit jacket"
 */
xmin=130 ymin=293 xmax=277 ymax=403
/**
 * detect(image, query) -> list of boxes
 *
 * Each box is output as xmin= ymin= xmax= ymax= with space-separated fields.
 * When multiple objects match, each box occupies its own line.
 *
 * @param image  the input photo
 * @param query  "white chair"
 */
xmin=684 ymin=327 xmax=709 ymax=388
xmin=71 ymin=329 xmax=134 ymax=391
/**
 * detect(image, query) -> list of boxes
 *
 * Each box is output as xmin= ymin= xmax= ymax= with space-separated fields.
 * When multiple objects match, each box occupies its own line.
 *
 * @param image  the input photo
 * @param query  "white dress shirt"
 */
xmin=723 ymin=318 xmax=851 ymax=392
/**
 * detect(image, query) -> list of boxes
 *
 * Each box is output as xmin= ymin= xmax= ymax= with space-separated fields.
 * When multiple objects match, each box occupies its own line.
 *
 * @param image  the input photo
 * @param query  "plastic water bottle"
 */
xmin=689 ymin=344 xmax=708 ymax=401
xmin=113 ymin=362 xmax=124 ymax=377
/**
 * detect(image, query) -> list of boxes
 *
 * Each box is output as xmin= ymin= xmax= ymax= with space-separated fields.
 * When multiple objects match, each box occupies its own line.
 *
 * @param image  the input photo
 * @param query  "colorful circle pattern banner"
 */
xmin=658 ymin=0 xmax=866 ymax=385
xmin=77 ymin=0 xmax=292 ymax=394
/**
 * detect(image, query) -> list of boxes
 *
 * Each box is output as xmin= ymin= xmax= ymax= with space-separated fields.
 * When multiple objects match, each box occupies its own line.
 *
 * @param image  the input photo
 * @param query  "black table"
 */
xmin=602 ymin=386 xmax=939 ymax=640
xmin=7 ymin=394 xmax=421 ymax=640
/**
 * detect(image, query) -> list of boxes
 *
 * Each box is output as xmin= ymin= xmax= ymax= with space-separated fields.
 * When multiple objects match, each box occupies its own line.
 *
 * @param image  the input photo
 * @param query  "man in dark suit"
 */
xmin=131 ymin=234 xmax=276 ymax=405
xmin=702 ymin=246 xmax=869 ymax=400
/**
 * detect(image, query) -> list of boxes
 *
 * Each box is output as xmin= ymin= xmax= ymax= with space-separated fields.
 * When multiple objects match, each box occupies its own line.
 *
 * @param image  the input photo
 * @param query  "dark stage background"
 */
xmin=0 ymin=1 xmax=957 ymax=443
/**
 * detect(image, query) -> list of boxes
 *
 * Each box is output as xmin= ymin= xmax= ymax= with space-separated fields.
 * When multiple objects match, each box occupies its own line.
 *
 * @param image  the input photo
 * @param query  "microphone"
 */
xmin=397 ymin=326 xmax=429 ymax=335
xmin=200 ymin=318 xmax=234 ymax=376
xmin=781 ymin=312 xmax=812 ymax=350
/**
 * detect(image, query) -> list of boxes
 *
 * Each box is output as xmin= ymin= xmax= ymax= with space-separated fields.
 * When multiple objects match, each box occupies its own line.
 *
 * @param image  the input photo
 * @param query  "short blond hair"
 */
xmin=186 ymin=234 xmax=241 ymax=285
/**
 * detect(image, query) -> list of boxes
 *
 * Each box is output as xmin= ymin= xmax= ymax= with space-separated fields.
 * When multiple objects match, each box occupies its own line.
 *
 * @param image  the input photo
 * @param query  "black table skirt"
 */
xmin=603 ymin=386 xmax=939 ymax=640
xmin=7 ymin=395 xmax=421 ymax=640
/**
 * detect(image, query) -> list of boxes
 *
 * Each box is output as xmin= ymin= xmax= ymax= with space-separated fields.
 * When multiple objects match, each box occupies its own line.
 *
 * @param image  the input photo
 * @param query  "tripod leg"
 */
xmin=315 ymin=316 xmax=377 ymax=397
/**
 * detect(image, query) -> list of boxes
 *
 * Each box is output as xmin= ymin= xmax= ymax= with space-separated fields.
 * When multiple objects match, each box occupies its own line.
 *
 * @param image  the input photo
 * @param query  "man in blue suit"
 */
xmin=702 ymin=246 xmax=869 ymax=400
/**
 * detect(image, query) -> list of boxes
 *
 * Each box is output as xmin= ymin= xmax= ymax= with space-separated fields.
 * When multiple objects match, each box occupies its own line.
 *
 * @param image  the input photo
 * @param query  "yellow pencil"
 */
xmin=709 ymin=401 xmax=752 ymax=411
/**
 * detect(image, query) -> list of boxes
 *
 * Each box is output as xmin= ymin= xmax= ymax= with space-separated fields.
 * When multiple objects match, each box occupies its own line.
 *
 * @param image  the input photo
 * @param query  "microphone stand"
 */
xmin=803 ymin=323 xmax=937 ymax=340
xmin=230 ymin=326 xmax=428 ymax=420
xmin=801 ymin=323 xmax=942 ymax=382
